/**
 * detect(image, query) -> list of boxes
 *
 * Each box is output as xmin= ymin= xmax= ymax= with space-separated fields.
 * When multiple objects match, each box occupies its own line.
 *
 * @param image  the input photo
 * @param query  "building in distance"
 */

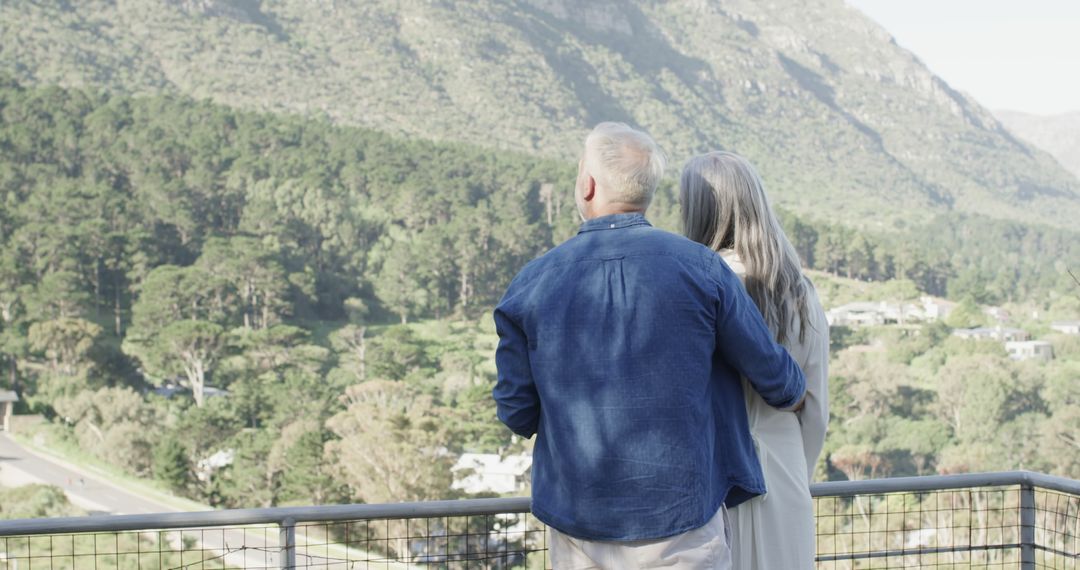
xmin=1051 ymin=320 xmax=1080 ymax=335
xmin=451 ymin=453 xmax=532 ymax=495
xmin=1005 ymin=340 xmax=1054 ymax=362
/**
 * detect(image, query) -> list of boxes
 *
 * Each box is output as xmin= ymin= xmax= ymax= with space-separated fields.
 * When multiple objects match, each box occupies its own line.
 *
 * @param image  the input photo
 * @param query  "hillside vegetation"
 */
xmin=1 ymin=0 xmax=1078 ymax=232
xmin=0 ymin=79 xmax=1077 ymax=511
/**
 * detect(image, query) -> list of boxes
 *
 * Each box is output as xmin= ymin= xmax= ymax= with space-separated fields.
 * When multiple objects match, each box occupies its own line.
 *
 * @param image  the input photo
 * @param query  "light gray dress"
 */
xmin=721 ymin=250 xmax=830 ymax=570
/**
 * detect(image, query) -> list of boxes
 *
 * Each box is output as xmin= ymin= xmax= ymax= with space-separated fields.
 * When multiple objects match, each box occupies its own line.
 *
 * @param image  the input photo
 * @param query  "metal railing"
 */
xmin=0 ymin=471 xmax=1076 ymax=569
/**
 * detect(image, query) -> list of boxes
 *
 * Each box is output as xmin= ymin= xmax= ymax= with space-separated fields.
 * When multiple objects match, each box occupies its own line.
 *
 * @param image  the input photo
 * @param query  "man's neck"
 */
xmin=587 ymin=204 xmax=646 ymax=219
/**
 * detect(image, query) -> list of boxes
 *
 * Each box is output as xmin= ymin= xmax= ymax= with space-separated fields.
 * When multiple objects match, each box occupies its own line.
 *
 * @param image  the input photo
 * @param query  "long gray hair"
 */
xmin=680 ymin=151 xmax=810 ymax=344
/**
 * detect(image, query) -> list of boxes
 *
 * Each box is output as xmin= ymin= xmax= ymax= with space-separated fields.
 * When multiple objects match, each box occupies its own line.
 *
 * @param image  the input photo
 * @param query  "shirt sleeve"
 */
xmin=492 ymin=302 xmax=541 ymax=439
xmin=797 ymin=287 xmax=830 ymax=481
xmin=712 ymin=261 xmax=807 ymax=409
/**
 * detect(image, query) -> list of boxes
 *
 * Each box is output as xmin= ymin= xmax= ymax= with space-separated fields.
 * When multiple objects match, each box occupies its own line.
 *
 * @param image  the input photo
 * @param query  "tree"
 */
xmin=217 ymin=429 xmax=278 ymax=508
xmin=197 ymin=237 xmax=289 ymax=329
xmin=130 ymin=320 xmax=225 ymax=407
xmin=372 ymin=237 xmax=429 ymax=324
xmin=326 ymin=380 xmax=457 ymax=504
xmin=53 ymin=387 xmax=159 ymax=475
xmin=813 ymin=230 xmax=846 ymax=275
xmin=131 ymin=265 xmax=234 ymax=331
xmin=846 ymin=234 xmax=876 ymax=280
xmin=27 ymin=317 xmax=103 ymax=377
xmin=227 ymin=325 xmax=310 ymax=374
xmin=25 ymin=270 xmax=91 ymax=320
xmin=944 ymin=297 xmax=986 ymax=329
xmin=367 ymin=326 xmax=435 ymax=382
xmin=269 ymin=420 xmax=345 ymax=505
xmin=153 ymin=435 xmax=193 ymax=494
xmin=330 ymin=323 xmax=368 ymax=383
xmin=932 ymin=354 xmax=1015 ymax=444
xmin=830 ymin=444 xmax=891 ymax=481
xmin=879 ymin=418 xmax=951 ymax=475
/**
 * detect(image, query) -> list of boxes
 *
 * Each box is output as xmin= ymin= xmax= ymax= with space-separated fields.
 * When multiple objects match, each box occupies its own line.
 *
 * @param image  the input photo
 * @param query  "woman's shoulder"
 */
xmin=718 ymin=248 xmax=747 ymax=279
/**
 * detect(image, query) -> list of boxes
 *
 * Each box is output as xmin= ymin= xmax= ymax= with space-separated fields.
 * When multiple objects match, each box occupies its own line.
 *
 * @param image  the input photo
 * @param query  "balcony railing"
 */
xmin=0 ymin=470 xmax=1077 ymax=569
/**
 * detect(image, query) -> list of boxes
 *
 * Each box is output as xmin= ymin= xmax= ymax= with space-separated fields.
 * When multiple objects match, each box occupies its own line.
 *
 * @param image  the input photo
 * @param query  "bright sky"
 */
xmin=845 ymin=0 xmax=1080 ymax=115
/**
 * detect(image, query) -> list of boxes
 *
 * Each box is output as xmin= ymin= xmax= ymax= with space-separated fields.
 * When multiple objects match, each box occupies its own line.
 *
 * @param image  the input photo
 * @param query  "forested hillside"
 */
xmin=2 ymin=0 xmax=1079 ymax=232
xmin=1 ymin=80 xmax=1078 ymax=508
xmin=0 ymin=78 xmax=583 ymax=506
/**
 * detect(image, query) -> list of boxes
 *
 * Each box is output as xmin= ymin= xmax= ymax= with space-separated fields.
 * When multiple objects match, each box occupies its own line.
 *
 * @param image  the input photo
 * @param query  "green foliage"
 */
xmin=945 ymin=297 xmax=988 ymax=329
xmin=0 ymin=75 xmax=1076 ymax=512
xmin=0 ymin=484 xmax=80 ymax=519
xmin=153 ymin=435 xmax=192 ymax=493
xmin=3 ymin=0 xmax=1079 ymax=236
xmin=366 ymin=325 xmax=437 ymax=383
xmin=52 ymin=386 xmax=160 ymax=476
xmin=326 ymin=380 xmax=459 ymax=504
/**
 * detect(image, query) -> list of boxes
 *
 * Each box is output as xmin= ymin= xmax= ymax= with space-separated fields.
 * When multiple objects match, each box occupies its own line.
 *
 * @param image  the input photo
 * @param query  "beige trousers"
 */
xmin=548 ymin=506 xmax=732 ymax=570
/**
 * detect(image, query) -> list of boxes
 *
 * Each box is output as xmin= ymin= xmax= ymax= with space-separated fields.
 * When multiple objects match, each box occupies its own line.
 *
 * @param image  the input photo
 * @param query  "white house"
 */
xmin=1051 ymin=320 xmax=1080 ymax=335
xmin=827 ymin=300 xmax=938 ymax=327
xmin=827 ymin=302 xmax=887 ymax=327
xmin=921 ymin=297 xmax=955 ymax=321
xmin=452 ymin=453 xmax=532 ymax=495
xmin=952 ymin=326 xmax=1029 ymax=343
xmin=1005 ymin=340 xmax=1054 ymax=362
xmin=828 ymin=302 xmax=923 ymax=327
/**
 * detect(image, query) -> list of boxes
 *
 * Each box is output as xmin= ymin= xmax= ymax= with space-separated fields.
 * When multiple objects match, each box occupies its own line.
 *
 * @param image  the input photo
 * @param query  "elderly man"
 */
xmin=493 ymin=122 xmax=806 ymax=569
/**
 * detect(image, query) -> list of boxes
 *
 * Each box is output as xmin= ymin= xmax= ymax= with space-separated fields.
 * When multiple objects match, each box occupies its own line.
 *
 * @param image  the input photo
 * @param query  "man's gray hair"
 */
xmin=584 ymin=122 xmax=666 ymax=207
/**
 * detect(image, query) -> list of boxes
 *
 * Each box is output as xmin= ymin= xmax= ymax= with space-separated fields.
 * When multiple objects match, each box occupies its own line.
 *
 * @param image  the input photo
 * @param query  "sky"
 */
xmin=845 ymin=0 xmax=1080 ymax=115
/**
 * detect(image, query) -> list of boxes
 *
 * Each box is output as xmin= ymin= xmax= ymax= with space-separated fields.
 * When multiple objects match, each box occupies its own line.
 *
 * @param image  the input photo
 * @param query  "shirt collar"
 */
xmin=578 ymin=212 xmax=652 ymax=234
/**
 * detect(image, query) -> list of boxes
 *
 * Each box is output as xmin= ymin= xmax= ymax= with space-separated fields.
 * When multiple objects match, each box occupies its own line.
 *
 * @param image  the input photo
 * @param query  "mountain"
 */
xmin=996 ymin=110 xmax=1080 ymax=180
xmin=1 ymin=0 xmax=1079 ymax=232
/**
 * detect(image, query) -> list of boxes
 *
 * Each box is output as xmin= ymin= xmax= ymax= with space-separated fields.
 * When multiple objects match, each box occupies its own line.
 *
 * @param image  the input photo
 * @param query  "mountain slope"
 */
xmin=1 ymin=0 xmax=1078 ymax=231
xmin=996 ymin=110 xmax=1080 ymax=179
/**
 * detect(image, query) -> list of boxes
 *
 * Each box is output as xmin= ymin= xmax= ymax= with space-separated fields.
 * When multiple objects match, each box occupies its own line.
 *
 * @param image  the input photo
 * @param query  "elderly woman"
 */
xmin=680 ymin=151 xmax=830 ymax=570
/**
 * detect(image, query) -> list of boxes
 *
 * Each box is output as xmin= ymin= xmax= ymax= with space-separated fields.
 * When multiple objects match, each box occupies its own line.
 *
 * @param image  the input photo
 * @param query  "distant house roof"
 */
xmin=1006 ymin=340 xmax=1052 ymax=347
xmin=0 ymin=390 xmax=17 ymax=403
xmin=1052 ymin=320 xmax=1080 ymax=326
xmin=453 ymin=453 xmax=532 ymax=477
xmin=954 ymin=327 xmax=1026 ymax=336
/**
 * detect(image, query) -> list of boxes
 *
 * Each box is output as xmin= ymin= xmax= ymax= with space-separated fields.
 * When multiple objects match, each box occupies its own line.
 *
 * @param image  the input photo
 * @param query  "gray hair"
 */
xmin=584 ymin=122 xmax=665 ymax=207
xmin=680 ymin=151 xmax=810 ymax=345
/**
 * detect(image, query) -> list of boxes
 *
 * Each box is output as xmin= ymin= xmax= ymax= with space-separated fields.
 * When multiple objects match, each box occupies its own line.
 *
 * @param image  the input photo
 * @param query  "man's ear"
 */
xmin=584 ymin=175 xmax=597 ymax=202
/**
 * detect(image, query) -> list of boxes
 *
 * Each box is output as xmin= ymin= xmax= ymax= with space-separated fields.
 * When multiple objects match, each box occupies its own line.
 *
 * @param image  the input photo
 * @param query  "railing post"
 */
xmin=279 ymin=517 xmax=296 ymax=570
xmin=1020 ymin=483 xmax=1035 ymax=569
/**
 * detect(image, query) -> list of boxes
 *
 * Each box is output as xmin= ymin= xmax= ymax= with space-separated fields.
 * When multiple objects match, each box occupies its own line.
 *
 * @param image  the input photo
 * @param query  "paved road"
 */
xmin=0 ymin=433 xmax=281 ymax=568
xmin=0 ymin=433 xmax=408 ymax=569
xmin=0 ymin=433 xmax=172 ymax=515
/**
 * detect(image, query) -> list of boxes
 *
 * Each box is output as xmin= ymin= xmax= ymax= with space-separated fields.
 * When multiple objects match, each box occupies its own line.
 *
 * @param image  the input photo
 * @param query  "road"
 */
xmin=0 ymin=432 xmax=172 ymax=515
xmin=0 ymin=433 xmax=408 ymax=569
xmin=0 ymin=433 xmax=281 ymax=568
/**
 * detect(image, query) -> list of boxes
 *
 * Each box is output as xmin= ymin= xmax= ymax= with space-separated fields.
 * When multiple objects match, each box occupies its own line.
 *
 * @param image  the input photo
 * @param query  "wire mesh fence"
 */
xmin=1034 ymin=488 xmax=1080 ymax=569
xmin=290 ymin=514 xmax=547 ymax=569
xmin=0 ymin=525 xmax=280 ymax=570
xmin=814 ymin=486 xmax=1024 ymax=568
xmin=0 ymin=473 xmax=1077 ymax=570
xmin=0 ymin=514 xmax=549 ymax=570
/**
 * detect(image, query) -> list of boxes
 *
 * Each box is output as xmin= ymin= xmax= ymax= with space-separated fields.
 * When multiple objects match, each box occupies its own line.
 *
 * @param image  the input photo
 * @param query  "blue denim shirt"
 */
xmin=493 ymin=213 xmax=806 ymax=541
